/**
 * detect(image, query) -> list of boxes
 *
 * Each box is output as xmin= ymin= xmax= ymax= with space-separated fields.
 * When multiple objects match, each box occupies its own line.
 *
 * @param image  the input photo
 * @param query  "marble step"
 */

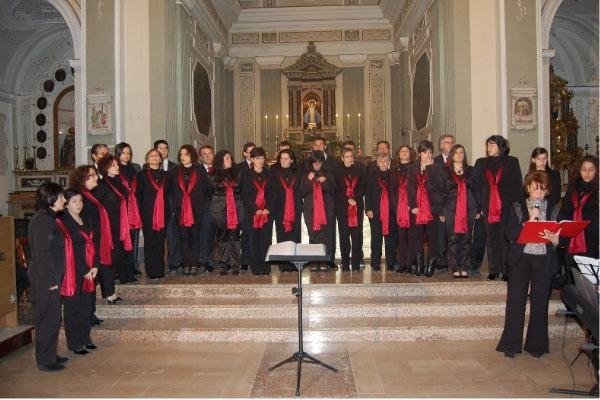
xmin=110 ymin=282 xmax=510 ymax=300
xmin=96 ymin=299 xmax=566 ymax=320
xmin=87 ymin=315 xmax=582 ymax=343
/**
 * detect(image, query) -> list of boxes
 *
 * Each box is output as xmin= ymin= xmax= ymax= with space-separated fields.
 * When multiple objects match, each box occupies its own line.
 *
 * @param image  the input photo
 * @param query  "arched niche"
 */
xmin=53 ymin=85 xmax=75 ymax=170
xmin=412 ymin=52 xmax=431 ymax=132
xmin=193 ymin=62 xmax=212 ymax=137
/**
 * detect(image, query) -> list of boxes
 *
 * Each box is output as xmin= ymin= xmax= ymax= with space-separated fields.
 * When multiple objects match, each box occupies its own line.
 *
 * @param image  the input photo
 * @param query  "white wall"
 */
xmin=0 ymin=100 xmax=14 ymax=217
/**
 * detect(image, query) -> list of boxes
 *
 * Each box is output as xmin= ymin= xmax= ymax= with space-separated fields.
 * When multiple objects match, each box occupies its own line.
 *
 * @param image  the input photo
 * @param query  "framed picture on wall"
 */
xmin=511 ymin=87 xmax=537 ymax=130
xmin=87 ymin=93 xmax=112 ymax=135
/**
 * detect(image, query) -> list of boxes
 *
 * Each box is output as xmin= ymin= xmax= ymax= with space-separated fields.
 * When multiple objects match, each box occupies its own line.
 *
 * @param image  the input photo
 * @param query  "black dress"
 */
xmin=300 ymin=168 xmax=336 ymax=263
xmin=136 ymin=168 xmax=172 ymax=279
xmin=334 ymin=163 xmax=365 ymax=271
xmin=241 ymin=168 xmax=273 ymax=275
xmin=210 ymin=168 xmax=244 ymax=274
xmin=58 ymin=212 xmax=97 ymax=352
xmin=472 ymin=155 xmax=523 ymax=277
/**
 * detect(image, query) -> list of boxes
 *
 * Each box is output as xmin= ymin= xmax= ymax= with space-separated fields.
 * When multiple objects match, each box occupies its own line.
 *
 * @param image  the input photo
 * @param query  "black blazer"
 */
xmin=440 ymin=165 xmax=477 ymax=219
xmin=333 ymin=164 xmax=366 ymax=220
xmin=171 ymin=164 xmax=210 ymax=224
xmin=365 ymin=169 xmax=397 ymax=219
xmin=472 ymin=155 xmax=523 ymax=216
xmin=136 ymin=168 xmax=173 ymax=230
xmin=558 ymin=181 xmax=599 ymax=258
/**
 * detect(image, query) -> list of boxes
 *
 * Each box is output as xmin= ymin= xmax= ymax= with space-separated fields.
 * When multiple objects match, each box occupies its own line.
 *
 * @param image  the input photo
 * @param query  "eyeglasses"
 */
xmin=87 ymin=173 xmax=97 ymax=178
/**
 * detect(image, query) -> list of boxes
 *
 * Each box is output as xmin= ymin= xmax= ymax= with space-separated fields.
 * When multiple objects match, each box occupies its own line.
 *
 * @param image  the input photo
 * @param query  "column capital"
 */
xmin=338 ymin=54 xmax=367 ymax=67
xmin=69 ymin=59 xmax=81 ymax=74
xmin=542 ymin=49 xmax=556 ymax=60
xmin=387 ymin=51 xmax=400 ymax=65
xmin=255 ymin=56 xmax=284 ymax=69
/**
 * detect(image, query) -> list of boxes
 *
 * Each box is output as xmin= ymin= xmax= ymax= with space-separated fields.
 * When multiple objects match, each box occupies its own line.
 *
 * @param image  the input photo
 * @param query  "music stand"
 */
xmin=549 ymin=256 xmax=599 ymax=397
xmin=265 ymin=242 xmax=338 ymax=396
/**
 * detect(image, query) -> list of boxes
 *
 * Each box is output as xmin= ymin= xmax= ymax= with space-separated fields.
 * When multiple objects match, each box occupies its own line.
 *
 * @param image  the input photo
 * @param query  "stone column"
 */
xmin=68 ymin=59 xmax=85 ymax=165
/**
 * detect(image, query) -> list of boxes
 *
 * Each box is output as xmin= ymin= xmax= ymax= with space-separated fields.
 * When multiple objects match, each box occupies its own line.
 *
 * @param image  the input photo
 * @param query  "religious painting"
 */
xmin=303 ymin=94 xmax=322 ymax=132
xmin=193 ymin=62 xmax=212 ymax=137
xmin=511 ymin=87 xmax=537 ymax=130
xmin=87 ymin=93 xmax=112 ymax=135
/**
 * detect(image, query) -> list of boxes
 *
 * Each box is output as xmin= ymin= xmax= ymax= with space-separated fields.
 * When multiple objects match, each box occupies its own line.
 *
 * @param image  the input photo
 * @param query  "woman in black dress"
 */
xmin=28 ymin=182 xmax=67 ymax=371
xmin=439 ymin=145 xmax=477 ymax=278
xmin=334 ymin=148 xmax=365 ymax=272
xmin=172 ymin=145 xmax=210 ymax=276
xmin=395 ymin=145 xmax=414 ymax=274
xmin=115 ymin=142 xmax=143 ymax=279
xmin=98 ymin=155 xmax=135 ymax=284
xmin=58 ymin=189 xmax=98 ymax=355
xmin=558 ymin=155 xmax=599 ymax=264
xmin=241 ymin=147 xmax=273 ymax=276
xmin=300 ymin=150 xmax=336 ymax=270
xmin=72 ymin=165 xmax=123 ymax=305
xmin=528 ymin=147 xmax=562 ymax=209
xmin=271 ymin=149 xmax=302 ymax=272
xmin=210 ymin=150 xmax=244 ymax=275
xmin=497 ymin=171 xmax=561 ymax=358
xmin=136 ymin=149 xmax=172 ymax=280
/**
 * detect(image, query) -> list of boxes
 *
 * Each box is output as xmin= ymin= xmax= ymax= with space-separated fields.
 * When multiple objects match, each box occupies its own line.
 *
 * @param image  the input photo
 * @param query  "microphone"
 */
xmin=534 ymin=203 xmax=540 ymax=221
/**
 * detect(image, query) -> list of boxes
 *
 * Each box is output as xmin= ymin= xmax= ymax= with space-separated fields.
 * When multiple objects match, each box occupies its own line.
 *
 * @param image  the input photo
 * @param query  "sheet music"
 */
xmin=265 ymin=241 xmax=329 ymax=262
xmin=295 ymin=243 xmax=326 ymax=256
xmin=574 ymin=256 xmax=600 ymax=288
xmin=265 ymin=241 xmax=296 ymax=258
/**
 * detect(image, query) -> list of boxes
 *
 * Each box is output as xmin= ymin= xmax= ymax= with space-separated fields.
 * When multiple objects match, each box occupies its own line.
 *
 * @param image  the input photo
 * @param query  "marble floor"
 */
xmin=0 ymin=336 xmax=596 ymax=398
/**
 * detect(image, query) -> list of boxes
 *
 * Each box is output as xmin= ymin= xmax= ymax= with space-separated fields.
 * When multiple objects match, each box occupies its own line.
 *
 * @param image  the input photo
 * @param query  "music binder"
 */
xmin=265 ymin=241 xmax=330 ymax=262
xmin=517 ymin=220 xmax=590 ymax=244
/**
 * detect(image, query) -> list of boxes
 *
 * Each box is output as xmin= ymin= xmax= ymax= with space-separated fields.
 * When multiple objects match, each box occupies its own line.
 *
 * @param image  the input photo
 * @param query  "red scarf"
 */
xmin=120 ymin=174 xmax=142 ymax=229
xmin=55 ymin=218 xmax=76 ymax=297
xmin=312 ymin=179 xmax=327 ymax=231
xmin=146 ymin=170 xmax=166 ymax=231
xmin=105 ymin=179 xmax=133 ymax=251
xmin=178 ymin=167 xmax=197 ymax=227
xmin=378 ymin=176 xmax=390 ymax=235
xmin=415 ymin=171 xmax=433 ymax=224
xmin=485 ymin=167 xmax=503 ymax=223
xmin=82 ymin=189 xmax=113 ymax=265
xmin=345 ymin=176 xmax=358 ymax=228
xmin=79 ymin=228 xmax=96 ymax=293
xmin=396 ymin=175 xmax=410 ymax=228
xmin=253 ymin=178 xmax=268 ymax=228
xmin=568 ymin=190 xmax=592 ymax=254
xmin=280 ymin=175 xmax=296 ymax=232
xmin=452 ymin=173 xmax=468 ymax=233
xmin=224 ymin=179 xmax=239 ymax=229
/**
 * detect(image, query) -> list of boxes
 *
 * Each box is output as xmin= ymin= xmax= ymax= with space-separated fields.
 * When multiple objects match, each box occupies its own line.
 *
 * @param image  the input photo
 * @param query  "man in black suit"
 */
xmin=198 ymin=145 xmax=215 ymax=272
xmin=433 ymin=134 xmax=455 ymax=269
xmin=366 ymin=140 xmax=397 ymax=176
xmin=154 ymin=139 xmax=182 ymax=275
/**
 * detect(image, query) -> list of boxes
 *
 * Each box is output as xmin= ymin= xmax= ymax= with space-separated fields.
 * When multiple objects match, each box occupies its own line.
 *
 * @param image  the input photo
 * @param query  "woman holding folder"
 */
xmin=497 ymin=171 xmax=561 ymax=358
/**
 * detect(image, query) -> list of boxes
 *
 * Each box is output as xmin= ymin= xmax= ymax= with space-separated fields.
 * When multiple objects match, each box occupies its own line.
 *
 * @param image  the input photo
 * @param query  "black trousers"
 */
xmin=63 ymin=279 xmax=94 ymax=351
xmin=435 ymin=215 xmax=448 ymax=267
xmin=143 ymin=227 xmax=167 ymax=278
xmin=397 ymin=226 xmax=411 ymax=267
xmin=274 ymin=218 xmax=301 ymax=243
xmin=34 ymin=285 xmax=61 ymax=365
xmin=99 ymin=242 xmax=119 ymax=298
xmin=247 ymin=220 xmax=273 ymax=274
xmin=198 ymin=213 xmax=214 ymax=267
xmin=497 ymin=254 xmax=553 ymax=356
xmin=121 ymin=229 xmax=139 ymax=277
xmin=132 ymin=228 xmax=141 ymax=268
xmin=410 ymin=220 xmax=438 ymax=262
xmin=337 ymin=216 xmax=363 ymax=270
xmin=240 ymin=227 xmax=250 ymax=267
xmin=469 ymin=217 xmax=486 ymax=270
xmin=166 ymin=212 xmax=182 ymax=268
xmin=305 ymin=212 xmax=333 ymax=261
xmin=179 ymin=223 xmax=202 ymax=269
xmin=485 ymin=221 xmax=509 ymax=275
xmin=445 ymin=216 xmax=473 ymax=272
xmin=369 ymin=217 xmax=398 ymax=267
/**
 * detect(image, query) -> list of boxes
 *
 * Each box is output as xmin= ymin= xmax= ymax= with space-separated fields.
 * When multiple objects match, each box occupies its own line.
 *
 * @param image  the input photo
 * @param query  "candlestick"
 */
xmin=357 ymin=113 xmax=362 ymax=151
xmin=31 ymin=145 xmax=38 ymax=170
xmin=346 ymin=113 xmax=350 ymax=139
xmin=264 ymin=115 xmax=268 ymax=157
xmin=14 ymin=146 xmax=20 ymax=171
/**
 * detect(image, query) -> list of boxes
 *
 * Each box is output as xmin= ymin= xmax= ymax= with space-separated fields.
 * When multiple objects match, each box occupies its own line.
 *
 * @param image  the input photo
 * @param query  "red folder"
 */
xmin=517 ymin=220 xmax=591 ymax=244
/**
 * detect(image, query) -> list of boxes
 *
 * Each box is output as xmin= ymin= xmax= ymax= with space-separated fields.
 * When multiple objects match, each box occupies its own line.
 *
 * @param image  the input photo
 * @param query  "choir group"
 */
xmin=27 ymin=133 xmax=598 ymax=371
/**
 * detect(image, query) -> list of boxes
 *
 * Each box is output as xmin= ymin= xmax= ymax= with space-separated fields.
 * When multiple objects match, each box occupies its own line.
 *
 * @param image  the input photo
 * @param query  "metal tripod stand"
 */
xmin=269 ymin=260 xmax=338 ymax=396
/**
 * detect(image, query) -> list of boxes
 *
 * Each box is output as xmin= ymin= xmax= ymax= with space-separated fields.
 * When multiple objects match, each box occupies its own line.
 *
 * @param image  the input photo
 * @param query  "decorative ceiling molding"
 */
xmin=0 ymin=0 xmax=64 ymax=31
xmin=229 ymin=41 xmax=393 ymax=58
xmin=184 ymin=0 xmax=229 ymax=53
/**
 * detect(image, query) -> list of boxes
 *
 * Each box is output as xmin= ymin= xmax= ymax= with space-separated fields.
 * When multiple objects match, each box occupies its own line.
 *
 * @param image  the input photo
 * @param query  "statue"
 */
xmin=60 ymin=127 xmax=76 ymax=168
xmin=303 ymin=99 xmax=321 ymax=130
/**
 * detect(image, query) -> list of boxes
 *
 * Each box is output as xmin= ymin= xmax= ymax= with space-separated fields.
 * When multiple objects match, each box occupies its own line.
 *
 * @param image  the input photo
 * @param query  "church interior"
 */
xmin=0 ymin=0 xmax=598 ymax=397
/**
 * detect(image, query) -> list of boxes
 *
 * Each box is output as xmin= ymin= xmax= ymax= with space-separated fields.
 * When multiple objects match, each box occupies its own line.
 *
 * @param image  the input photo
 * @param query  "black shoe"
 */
xmin=56 ymin=355 xmax=69 ymax=364
xmin=220 ymin=268 xmax=228 ymax=276
xmin=91 ymin=316 xmax=103 ymax=326
xmin=103 ymin=296 xmax=123 ymax=305
xmin=328 ymin=262 xmax=337 ymax=270
xmin=133 ymin=269 xmax=142 ymax=275
xmin=38 ymin=362 xmax=65 ymax=372
xmin=528 ymin=351 xmax=543 ymax=358
xmin=425 ymin=259 xmax=435 ymax=277
xmin=504 ymin=351 xmax=515 ymax=358
xmin=371 ymin=264 xmax=381 ymax=271
xmin=72 ymin=348 xmax=89 ymax=355
xmin=487 ymin=273 xmax=498 ymax=280
xmin=85 ymin=343 xmax=97 ymax=350
xmin=341 ymin=265 xmax=350 ymax=271
xmin=501 ymin=273 xmax=508 ymax=282
xmin=351 ymin=266 xmax=360 ymax=272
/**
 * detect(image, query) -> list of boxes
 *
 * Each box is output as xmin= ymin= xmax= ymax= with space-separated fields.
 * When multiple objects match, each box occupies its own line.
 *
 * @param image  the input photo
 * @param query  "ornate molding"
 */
xmin=232 ymin=32 xmax=260 ymax=45
xmin=0 ymin=112 xmax=7 ymax=176
xmin=514 ymin=0 xmax=527 ymax=22
xmin=282 ymin=42 xmax=341 ymax=81
xmin=239 ymin=63 xmax=255 ymax=145
xmin=279 ymin=31 xmax=342 ymax=43
xmin=362 ymin=29 xmax=392 ymax=41
xmin=97 ymin=0 xmax=104 ymax=20
xmin=369 ymin=58 xmax=386 ymax=146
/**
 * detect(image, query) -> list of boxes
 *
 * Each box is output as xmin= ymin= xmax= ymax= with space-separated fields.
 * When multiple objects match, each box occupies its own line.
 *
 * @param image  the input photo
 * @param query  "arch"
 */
xmin=541 ymin=0 xmax=563 ymax=48
xmin=46 ymin=0 xmax=80 ymax=59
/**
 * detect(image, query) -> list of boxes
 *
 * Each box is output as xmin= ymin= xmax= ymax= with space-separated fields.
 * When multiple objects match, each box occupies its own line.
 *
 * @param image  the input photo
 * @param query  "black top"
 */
xmin=301 ymin=152 xmax=342 ymax=174
xmin=27 ymin=209 xmax=63 ymax=289
xmin=558 ymin=180 xmax=599 ymax=258
xmin=365 ymin=168 xmax=397 ymax=219
xmin=300 ymin=168 xmax=336 ymax=215
xmin=472 ymin=155 xmax=524 ymax=215
xmin=333 ymin=163 xmax=366 ymax=219
xmin=171 ymin=164 xmax=210 ymax=223
xmin=136 ymin=168 xmax=173 ymax=229
xmin=407 ymin=163 xmax=444 ymax=214
xmin=270 ymin=166 xmax=302 ymax=222
xmin=241 ymin=168 xmax=273 ymax=223
xmin=439 ymin=165 xmax=477 ymax=219
xmin=57 ymin=211 xmax=99 ymax=275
